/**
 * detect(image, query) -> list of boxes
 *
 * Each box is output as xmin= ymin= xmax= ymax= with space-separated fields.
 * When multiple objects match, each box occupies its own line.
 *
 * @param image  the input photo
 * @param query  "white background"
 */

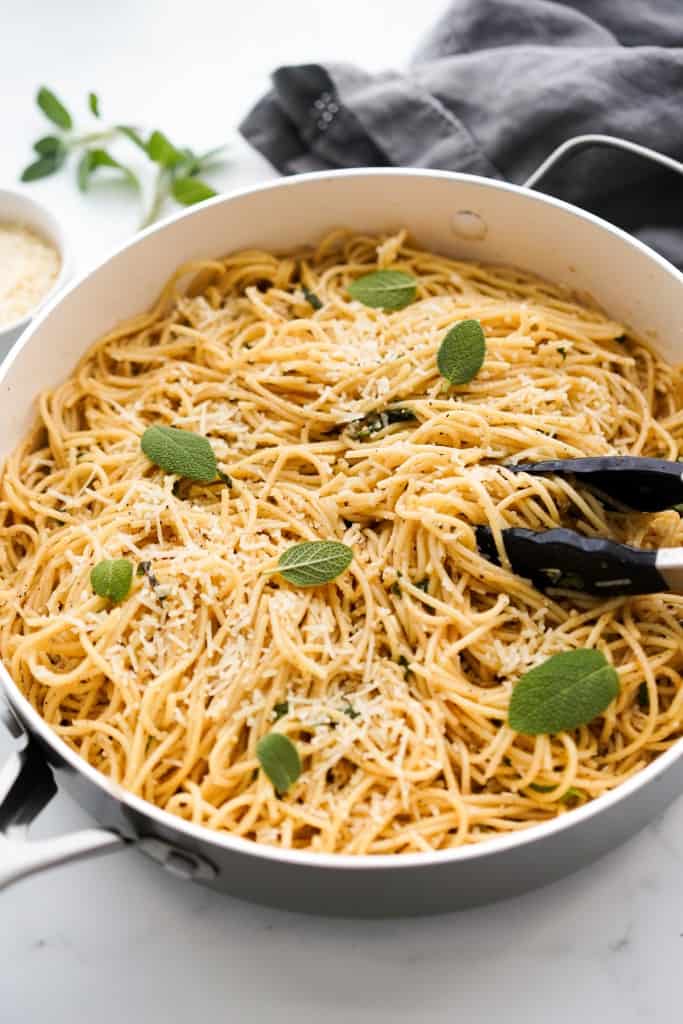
xmin=2 ymin=2 xmax=683 ymax=1021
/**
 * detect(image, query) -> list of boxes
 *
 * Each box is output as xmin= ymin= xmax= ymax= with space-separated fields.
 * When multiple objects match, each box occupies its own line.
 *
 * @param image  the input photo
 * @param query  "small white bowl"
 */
xmin=0 ymin=188 xmax=71 ymax=360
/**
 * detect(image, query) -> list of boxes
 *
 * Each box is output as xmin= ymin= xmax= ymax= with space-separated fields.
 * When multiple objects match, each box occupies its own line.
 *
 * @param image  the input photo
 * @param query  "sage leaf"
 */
xmin=78 ymin=148 xmax=139 ymax=192
xmin=437 ymin=319 xmax=486 ymax=385
xmin=171 ymin=177 xmax=216 ymax=205
xmin=275 ymin=540 xmax=353 ymax=587
xmin=91 ymin=558 xmax=133 ymax=603
xmin=88 ymin=91 xmax=100 ymax=117
xmin=33 ymin=135 xmax=64 ymax=157
xmin=195 ymin=143 xmax=228 ymax=169
xmin=136 ymin=560 xmax=159 ymax=586
xmin=303 ymin=287 xmax=323 ymax=310
xmin=348 ymin=406 xmax=417 ymax=441
xmin=273 ymin=701 xmax=289 ymax=721
xmin=398 ymin=654 xmax=412 ymax=678
xmin=117 ymin=124 xmax=148 ymax=151
xmin=256 ymin=733 xmax=301 ymax=794
xmin=21 ymin=152 xmax=65 ymax=182
xmin=147 ymin=129 xmax=182 ymax=168
xmin=141 ymin=425 xmax=218 ymax=482
xmin=176 ymin=147 xmax=202 ymax=176
xmin=530 ymin=782 xmax=586 ymax=803
xmin=136 ymin=560 xmax=167 ymax=603
xmin=173 ymin=144 xmax=226 ymax=178
xmin=37 ymin=86 xmax=72 ymax=131
xmin=348 ymin=270 xmax=417 ymax=311
xmin=508 ymin=649 xmax=619 ymax=735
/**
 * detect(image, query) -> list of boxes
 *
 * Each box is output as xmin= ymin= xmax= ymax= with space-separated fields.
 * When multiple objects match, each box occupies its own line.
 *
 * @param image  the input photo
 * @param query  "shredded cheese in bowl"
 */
xmin=0 ymin=221 xmax=61 ymax=327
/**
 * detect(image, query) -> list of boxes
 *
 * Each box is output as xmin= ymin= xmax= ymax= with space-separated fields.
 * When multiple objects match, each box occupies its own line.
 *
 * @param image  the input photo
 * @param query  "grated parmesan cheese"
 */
xmin=0 ymin=221 xmax=60 ymax=326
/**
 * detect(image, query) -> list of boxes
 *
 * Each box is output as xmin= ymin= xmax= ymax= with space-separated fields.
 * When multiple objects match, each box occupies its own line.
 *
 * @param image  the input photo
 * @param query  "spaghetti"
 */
xmin=1 ymin=229 xmax=683 ymax=854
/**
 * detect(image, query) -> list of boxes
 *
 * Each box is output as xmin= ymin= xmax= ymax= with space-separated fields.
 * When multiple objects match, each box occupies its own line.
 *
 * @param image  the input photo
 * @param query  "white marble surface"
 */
xmin=2 ymin=2 xmax=683 ymax=1020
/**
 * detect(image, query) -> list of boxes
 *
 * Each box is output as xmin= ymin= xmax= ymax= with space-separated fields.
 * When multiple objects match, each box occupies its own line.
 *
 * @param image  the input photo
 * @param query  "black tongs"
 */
xmin=476 ymin=457 xmax=683 ymax=596
xmin=506 ymin=456 xmax=683 ymax=512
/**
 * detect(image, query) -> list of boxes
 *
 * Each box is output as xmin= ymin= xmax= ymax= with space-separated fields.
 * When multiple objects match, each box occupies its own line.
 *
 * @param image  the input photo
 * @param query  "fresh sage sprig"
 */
xmin=23 ymin=88 xmax=133 ymax=186
xmin=508 ymin=649 xmax=620 ymax=735
xmin=91 ymin=558 xmax=134 ymax=603
xmin=269 ymin=540 xmax=353 ymax=587
xmin=348 ymin=270 xmax=417 ymax=311
xmin=437 ymin=319 xmax=486 ymax=385
xmin=256 ymin=732 xmax=301 ymax=794
xmin=141 ymin=425 xmax=226 ymax=483
xmin=21 ymin=86 xmax=226 ymax=227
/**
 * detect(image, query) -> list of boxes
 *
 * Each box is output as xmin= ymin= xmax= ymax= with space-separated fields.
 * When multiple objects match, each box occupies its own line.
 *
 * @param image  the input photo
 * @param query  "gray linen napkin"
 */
xmin=240 ymin=0 xmax=683 ymax=267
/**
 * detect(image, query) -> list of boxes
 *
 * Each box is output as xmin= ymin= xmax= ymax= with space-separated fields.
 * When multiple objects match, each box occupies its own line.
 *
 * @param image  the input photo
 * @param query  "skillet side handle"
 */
xmin=523 ymin=134 xmax=683 ymax=191
xmin=0 ymin=736 xmax=125 ymax=891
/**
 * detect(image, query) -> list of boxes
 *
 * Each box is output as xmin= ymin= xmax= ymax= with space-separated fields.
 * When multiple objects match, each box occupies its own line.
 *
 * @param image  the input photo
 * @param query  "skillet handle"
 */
xmin=523 ymin=133 xmax=683 ymax=190
xmin=0 ymin=726 xmax=125 ymax=891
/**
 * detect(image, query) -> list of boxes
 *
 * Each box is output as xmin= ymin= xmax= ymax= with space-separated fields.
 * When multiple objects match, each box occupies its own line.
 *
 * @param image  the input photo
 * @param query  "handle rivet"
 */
xmin=451 ymin=210 xmax=487 ymax=241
